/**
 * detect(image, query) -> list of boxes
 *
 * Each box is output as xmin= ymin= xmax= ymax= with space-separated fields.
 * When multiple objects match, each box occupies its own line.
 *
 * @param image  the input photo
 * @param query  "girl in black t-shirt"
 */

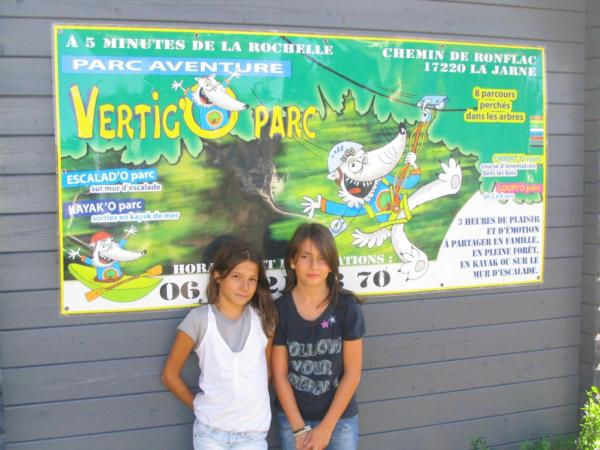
xmin=272 ymin=223 xmax=365 ymax=450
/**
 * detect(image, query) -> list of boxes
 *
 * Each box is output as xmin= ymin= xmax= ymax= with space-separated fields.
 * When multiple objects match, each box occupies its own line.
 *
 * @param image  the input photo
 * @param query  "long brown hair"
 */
xmin=207 ymin=239 xmax=277 ymax=336
xmin=283 ymin=222 xmax=358 ymax=306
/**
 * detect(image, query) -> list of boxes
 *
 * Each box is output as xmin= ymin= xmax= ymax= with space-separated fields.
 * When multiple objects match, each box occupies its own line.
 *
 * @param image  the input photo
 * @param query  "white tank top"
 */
xmin=193 ymin=305 xmax=271 ymax=432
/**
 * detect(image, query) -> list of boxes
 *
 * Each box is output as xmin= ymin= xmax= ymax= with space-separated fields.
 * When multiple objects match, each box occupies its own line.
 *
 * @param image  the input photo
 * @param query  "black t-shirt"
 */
xmin=273 ymin=292 xmax=366 ymax=420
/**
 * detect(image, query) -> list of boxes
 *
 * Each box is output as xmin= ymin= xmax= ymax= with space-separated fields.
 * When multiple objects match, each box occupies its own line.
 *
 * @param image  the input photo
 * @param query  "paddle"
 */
xmin=85 ymin=265 xmax=163 ymax=302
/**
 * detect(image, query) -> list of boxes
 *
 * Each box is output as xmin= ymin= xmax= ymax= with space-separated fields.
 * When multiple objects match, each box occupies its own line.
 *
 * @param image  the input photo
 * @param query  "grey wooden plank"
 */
xmin=545 ymin=226 xmax=582 ymax=258
xmin=583 ymin=363 xmax=600 ymax=393
xmin=0 ymin=209 xmax=581 ymax=255
xmin=359 ymin=405 xmax=578 ymax=450
xmin=4 ymin=391 xmax=194 ymax=442
xmin=584 ymin=182 xmax=599 ymax=213
xmin=0 ymin=22 xmax=584 ymax=75
xmin=0 ymin=283 xmax=581 ymax=368
xmin=0 ymin=1 xmax=585 ymax=42
xmin=2 ymin=317 xmax=579 ymax=405
xmin=584 ymin=120 xmax=599 ymax=152
xmin=0 ymin=166 xmax=582 ymax=216
xmin=0 ymin=19 xmax=52 ymax=57
xmin=580 ymin=331 xmax=597 ymax=365
xmin=0 ymin=214 xmax=57 ymax=253
xmin=547 ymin=196 xmax=583 ymax=227
xmin=585 ymin=58 xmax=600 ymax=90
xmin=0 ymin=289 xmax=191 ymax=331
xmin=2 ymin=356 xmax=194 ymax=406
xmin=582 ymin=273 xmax=600 ymax=304
xmin=585 ymin=88 xmax=600 ymax=120
xmin=0 ymin=58 xmax=50 ymax=96
xmin=0 ymin=252 xmax=57 ymax=291
xmin=583 ymin=154 xmax=600 ymax=183
xmin=5 ymin=424 xmax=193 ymax=450
xmin=0 ymin=98 xmax=53 ymax=135
xmin=546 ymin=165 xmax=583 ymax=197
xmin=580 ymin=361 xmax=594 ymax=393
xmin=546 ymin=41 xmax=584 ymax=74
xmin=584 ymin=150 xmax=598 ymax=182
xmin=2 ymin=418 xmax=288 ymax=450
xmin=548 ymin=72 xmax=584 ymax=104
xmin=0 ymin=58 xmax=584 ymax=103
xmin=581 ymin=302 xmax=600 ymax=335
xmin=0 ymin=316 xmax=181 ymax=367
xmin=0 ymin=399 xmax=4 ymax=443
xmin=0 ymin=137 xmax=57 ymax=175
xmin=426 ymin=0 xmax=585 ymax=11
xmin=0 ymin=175 xmax=56 ymax=214
xmin=0 ymin=247 xmax=581 ymax=300
xmin=0 ymin=21 xmax=585 ymax=74
xmin=583 ymin=243 xmax=598 ymax=273
xmin=0 ymin=96 xmax=582 ymax=138
xmin=0 ymin=248 xmax=581 ymax=326
xmin=0 ymin=268 xmax=581 ymax=328
xmin=548 ymin=104 xmax=584 ymax=135
xmin=359 ymin=376 xmax=578 ymax=435
xmin=3 ymin=375 xmax=578 ymax=442
xmin=359 ymin=347 xmax=578 ymax=403
xmin=494 ymin=443 xmax=572 ymax=450
xmin=583 ymin=212 xmax=599 ymax=244
xmin=589 ymin=0 xmax=600 ymax=27
xmin=0 ymin=24 xmax=585 ymax=78
xmin=0 ymin=133 xmax=584 ymax=178
xmin=4 ymin=346 xmax=578 ymax=421
xmin=586 ymin=29 xmax=600 ymax=59
xmin=364 ymin=278 xmax=581 ymax=335
xmin=364 ymin=315 xmax=580 ymax=370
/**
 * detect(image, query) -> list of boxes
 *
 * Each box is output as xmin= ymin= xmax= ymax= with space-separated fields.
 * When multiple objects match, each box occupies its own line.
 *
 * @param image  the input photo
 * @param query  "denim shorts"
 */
xmin=193 ymin=419 xmax=268 ymax=450
xmin=277 ymin=411 xmax=359 ymax=450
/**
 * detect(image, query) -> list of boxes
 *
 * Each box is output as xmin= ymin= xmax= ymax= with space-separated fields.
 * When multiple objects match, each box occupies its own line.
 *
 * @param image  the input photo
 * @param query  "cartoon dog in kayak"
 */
xmin=68 ymin=225 xmax=145 ymax=282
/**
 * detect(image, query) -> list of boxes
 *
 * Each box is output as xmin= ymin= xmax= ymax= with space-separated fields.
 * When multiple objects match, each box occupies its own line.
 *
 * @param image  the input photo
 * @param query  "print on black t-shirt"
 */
xmin=273 ymin=293 xmax=366 ymax=420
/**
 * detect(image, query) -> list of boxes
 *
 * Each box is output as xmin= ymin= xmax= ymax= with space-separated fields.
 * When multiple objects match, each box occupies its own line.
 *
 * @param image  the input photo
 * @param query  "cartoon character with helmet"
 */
xmin=301 ymin=97 xmax=463 ymax=280
xmin=68 ymin=225 xmax=146 ymax=281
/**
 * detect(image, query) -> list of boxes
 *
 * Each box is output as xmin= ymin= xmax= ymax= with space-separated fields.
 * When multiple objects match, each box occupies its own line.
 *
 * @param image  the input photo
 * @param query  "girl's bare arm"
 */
xmin=272 ymin=344 xmax=312 ymax=449
xmin=265 ymin=335 xmax=274 ymax=381
xmin=272 ymin=345 xmax=305 ymax=429
xmin=306 ymin=338 xmax=363 ymax=449
xmin=161 ymin=331 xmax=196 ymax=410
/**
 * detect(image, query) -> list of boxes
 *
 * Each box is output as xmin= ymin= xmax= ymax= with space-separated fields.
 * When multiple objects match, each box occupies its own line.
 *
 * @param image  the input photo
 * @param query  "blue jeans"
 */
xmin=193 ymin=419 xmax=268 ymax=450
xmin=277 ymin=411 xmax=359 ymax=450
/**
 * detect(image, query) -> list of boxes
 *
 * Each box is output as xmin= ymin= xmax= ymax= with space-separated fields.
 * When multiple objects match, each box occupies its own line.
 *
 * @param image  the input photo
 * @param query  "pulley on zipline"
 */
xmin=394 ymin=95 xmax=449 ymax=193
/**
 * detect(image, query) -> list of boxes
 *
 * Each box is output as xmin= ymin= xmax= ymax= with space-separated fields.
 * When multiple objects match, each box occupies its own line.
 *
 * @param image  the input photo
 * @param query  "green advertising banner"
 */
xmin=53 ymin=25 xmax=546 ymax=314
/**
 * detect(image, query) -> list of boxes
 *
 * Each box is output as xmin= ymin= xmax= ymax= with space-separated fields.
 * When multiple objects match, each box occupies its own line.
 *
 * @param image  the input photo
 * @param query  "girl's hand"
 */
xmin=294 ymin=431 xmax=311 ymax=449
xmin=305 ymin=423 xmax=333 ymax=450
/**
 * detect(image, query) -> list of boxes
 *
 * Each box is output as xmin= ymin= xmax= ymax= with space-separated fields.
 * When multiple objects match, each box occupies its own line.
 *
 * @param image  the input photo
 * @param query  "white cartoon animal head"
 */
xmin=193 ymin=74 xmax=248 ymax=112
xmin=327 ymin=124 xmax=408 ymax=206
xmin=89 ymin=231 xmax=145 ymax=268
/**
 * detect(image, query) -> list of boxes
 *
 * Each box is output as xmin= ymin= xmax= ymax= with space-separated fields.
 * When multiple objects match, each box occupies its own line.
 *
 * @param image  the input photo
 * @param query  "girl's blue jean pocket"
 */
xmin=193 ymin=419 xmax=268 ymax=450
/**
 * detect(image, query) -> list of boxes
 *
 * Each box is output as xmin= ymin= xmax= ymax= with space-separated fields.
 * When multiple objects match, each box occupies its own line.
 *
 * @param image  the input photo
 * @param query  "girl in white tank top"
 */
xmin=161 ymin=239 xmax=277 ymax=449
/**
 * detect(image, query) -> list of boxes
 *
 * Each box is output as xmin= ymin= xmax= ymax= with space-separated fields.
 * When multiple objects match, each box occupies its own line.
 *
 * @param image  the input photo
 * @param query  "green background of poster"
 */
xmin=54 ymin=25 xmax=545 ymax=313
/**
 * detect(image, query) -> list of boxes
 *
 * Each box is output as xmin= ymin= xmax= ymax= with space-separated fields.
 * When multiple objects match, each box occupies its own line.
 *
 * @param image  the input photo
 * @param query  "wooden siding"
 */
xmin=580 ymin=0 xmax=600 ymax=398
xmin=0 ymin=1 xmax=586 ymax=449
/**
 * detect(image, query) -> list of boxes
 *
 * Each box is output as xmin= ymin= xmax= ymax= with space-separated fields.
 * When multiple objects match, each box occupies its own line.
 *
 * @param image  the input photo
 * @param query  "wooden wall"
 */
xmin=581 ymin=0 xmax=600 ymax=397
xmin=0 ymin=1 xmax=587 ymax=449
